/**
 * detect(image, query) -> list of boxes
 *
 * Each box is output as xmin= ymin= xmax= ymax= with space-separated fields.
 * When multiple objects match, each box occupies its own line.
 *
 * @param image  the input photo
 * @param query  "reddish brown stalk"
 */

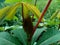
xmin=33 ymin=0 xmax=52 ymax=34
xmin=22 ymin=3 xmax=33 ymax=42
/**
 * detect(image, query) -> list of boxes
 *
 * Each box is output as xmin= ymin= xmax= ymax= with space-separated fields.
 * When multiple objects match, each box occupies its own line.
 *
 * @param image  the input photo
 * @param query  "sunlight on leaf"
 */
xmin=0 ymin=6 xmax=10 ymax=19
xmin=5 ymin=3 xmax=21 ymax=20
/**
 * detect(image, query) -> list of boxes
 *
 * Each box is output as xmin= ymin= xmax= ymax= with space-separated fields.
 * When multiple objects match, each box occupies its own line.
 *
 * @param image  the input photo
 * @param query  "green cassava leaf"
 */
xmin=5 ymin=3 xmax=20 ymax=20
xmin=40 ymin=33 xmax=60 ymax=45
xmin=37 ymin=28 xmax=60 ymax=45
xmin=0 ymin=6 xmax=10 ymax=25
xmin=0 ymin=38 xmax=16 ymax=45
xmin=23 ymin=2 xmax=45 ymax=22
xmin=0 ymin=32 xmax=21 ymax=45
xmin=0 ymin=2 xmax=44 ymax=25
xmin=11 ymin=28 xmax=27 ymax=45
xmin=31 ymin=27 xmax=47 ymax=45
xmin=23 ymin=2 xmax=41 ymax=18
xmin=0 ymin=6 xmax=10 ymax=20
xmin=0 ymin=3 xmax=20 ymax=25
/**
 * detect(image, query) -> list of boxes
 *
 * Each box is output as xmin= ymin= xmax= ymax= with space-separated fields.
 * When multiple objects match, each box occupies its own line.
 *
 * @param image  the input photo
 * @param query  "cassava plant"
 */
xmin=0 ymin=0 xmax=60 ymax=45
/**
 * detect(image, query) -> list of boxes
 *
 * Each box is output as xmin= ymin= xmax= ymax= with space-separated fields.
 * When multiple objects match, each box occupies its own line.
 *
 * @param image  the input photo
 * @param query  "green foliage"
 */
xmin=0 ymin=0 xmax=60 ymax=45
xmin=11 ymin=28 xmax=27 ymax=45
xmin=31 ymin=27 xmax=47 ymax=45
xmin=39 ymin=33 xmax=60 ymax=45
xmin=0 ymin=32 xmax=21 ymax=45
xmin=37 ymin=28 xmax=60 ymax=45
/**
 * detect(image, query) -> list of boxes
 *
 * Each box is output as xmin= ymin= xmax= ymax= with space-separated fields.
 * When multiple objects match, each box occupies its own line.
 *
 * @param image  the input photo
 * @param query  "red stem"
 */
xmin=33 ymin=0 xmax=52 ymax=34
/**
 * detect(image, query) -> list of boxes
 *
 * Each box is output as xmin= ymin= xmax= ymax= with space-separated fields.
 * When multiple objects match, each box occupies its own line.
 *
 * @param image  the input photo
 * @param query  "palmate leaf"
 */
xmin=0 ymin=32 xmax=21 ymax=45
xmin=0 ymin=3 xmax=21 ymax=25
xmin=0 ymin=2 xmax=43 ymax=25
xmin=0 ymin=2 xmax=45 ymax=33
xmin=37 ymin=28 xmax=60 ymax=45
xmin=0 ymin=6 xmax=10 ymax=25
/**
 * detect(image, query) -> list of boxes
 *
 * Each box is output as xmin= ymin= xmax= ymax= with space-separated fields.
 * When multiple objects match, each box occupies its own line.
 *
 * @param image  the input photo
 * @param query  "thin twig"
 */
xmin=33 ymin=0 xmax=52 ymax=34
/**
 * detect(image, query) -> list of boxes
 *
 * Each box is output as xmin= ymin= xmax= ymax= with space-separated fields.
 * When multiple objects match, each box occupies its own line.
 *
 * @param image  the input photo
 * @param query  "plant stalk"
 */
xmin=22 ymin=3 xmax=33 ymax=45
xmin=33 ymin=0 xmax=52 ymax=34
